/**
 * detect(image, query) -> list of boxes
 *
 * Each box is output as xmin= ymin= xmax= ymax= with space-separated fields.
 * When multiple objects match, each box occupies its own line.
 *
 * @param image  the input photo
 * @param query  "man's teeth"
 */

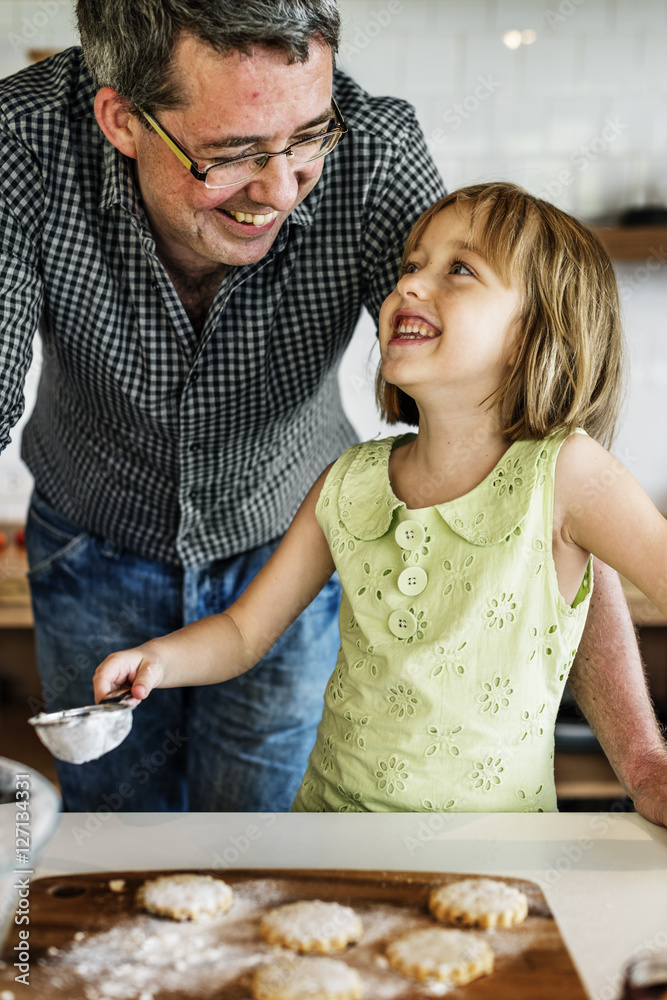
xmin=226 ymin=210 xmax=278 ymax=226
xmin=396 ymin=322 xmax=440 ymax=339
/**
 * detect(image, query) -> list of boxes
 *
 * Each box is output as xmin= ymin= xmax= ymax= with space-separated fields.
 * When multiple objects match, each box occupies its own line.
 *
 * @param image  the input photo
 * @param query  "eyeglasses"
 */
xmin=136 ymin=98 xmax=347 ymax=189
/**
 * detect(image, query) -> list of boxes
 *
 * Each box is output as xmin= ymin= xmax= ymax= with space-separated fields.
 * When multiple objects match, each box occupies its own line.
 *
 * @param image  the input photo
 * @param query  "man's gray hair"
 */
xmin=76 ymin=0 xmax=341 ymax=111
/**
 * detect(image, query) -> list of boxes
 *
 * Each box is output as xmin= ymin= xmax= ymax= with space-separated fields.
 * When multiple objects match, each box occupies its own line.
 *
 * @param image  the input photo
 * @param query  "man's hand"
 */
xmin=93 ymin=645 xmax=164 ymax=704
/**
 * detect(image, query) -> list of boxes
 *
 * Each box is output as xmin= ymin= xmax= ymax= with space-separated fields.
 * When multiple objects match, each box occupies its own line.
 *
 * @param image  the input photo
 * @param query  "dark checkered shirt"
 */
xmin=0 ymin=48 xmax=445 ymax=567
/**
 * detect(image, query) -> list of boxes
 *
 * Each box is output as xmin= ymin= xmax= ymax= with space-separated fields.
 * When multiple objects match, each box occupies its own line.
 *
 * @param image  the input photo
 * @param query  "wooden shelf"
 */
xmin=554 ymin=752 xmax=624 ymax=800
xmin=591 ymin=225 xmax=667 ymax=260
xmin=0 ymin=522 xmax=31 ymax=629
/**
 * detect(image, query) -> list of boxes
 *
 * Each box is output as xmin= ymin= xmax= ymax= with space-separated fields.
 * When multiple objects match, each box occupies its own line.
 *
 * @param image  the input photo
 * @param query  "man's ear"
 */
xmin=94 ymin=87 xmax=139 ymax=159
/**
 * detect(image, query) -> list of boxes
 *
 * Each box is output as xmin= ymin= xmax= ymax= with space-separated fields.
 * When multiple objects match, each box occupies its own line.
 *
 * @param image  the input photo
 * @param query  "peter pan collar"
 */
xmin=339 ymin=433 xmax=564 ymax=546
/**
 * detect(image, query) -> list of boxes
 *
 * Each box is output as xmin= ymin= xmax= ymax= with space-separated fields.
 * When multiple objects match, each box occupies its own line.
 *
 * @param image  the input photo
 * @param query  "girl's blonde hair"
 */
xmin=376 ymin=181 xmax=625 ymax=446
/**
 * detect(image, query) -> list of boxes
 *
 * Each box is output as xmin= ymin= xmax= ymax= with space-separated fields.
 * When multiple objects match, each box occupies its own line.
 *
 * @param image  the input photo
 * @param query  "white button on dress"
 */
xmin=388 ymin=609 xmax=418 ymax=639
xmin=394 ymin=520 xmax=425 ymax=550
xmin=397 ymin=566 xmax=428 ymax=596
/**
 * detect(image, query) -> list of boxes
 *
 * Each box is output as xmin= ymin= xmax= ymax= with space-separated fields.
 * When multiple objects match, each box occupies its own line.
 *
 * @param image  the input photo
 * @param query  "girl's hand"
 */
xmin=93 ymin=646 xmax=165 ymax=704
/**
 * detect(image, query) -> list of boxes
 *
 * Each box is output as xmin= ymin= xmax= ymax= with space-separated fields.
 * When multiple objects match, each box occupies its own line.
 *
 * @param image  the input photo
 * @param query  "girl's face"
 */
xmin=379 ymin=203 xmax=523 ymax=408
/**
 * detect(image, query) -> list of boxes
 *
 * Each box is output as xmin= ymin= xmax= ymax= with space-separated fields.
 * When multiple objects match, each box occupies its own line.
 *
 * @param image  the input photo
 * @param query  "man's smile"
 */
xmin=216 ymin=207 xmax=280 ymax=230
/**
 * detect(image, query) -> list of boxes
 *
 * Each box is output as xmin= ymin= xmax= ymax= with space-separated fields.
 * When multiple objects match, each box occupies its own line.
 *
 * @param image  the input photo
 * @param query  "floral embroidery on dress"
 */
xmin=452 ymin=511 xmax=487 ymax=544
xmin=484 ymin=592 xmax=518 ymax=629
xmin=406 ymin=607 xmax=429 ymax=644
xmin=352 ymin=639 xmax=379 ymax=676
xmin=442 ymin=554 xmax=475 ymax=596
xmin=336 ymin=785 xmax=364 ymax=812
xmin=330 ymin=519 xmax=356 ymax=554
xmin=422 ymin=797 xmax=457 ymax=811
xmin=343 ymin=710 xmax=370 ymax=750
xmin=469 ymin=755 xmax=505 ymax=791
xmin=532 ymin=537 xmax=545 ymax=576
xmin=516 ymin=784 xmax=545 ymax=811
xmin=376 ymin=755 xmax=409 ymax=795
xmin=328 ymin=664 xmax=346 ymax=702
xmin=520 ymin=704 xmax=546 ymax=741
xmin=536 ymin=447 xmax=549 ymax=488
xmin=425 ymin=724 xmax=463 ymax=758
xmin=320 ymin=735 xmax=336 ymax=773
xmin=477 ymin=673 xmax=514 ymax=714
xmin=356 ymin=561 xmax=394 ymax=601
xmin=363 ymin=446 xmax=389 ymax=467
xmin=527 ymin=623 xmax=558 ymax=662
xmin=338 ymin=491 xmax=353 ymax=523
xmin=320 ymin=478 xmax=342 ymax=511
xmin=560 ymin=648 xmax=578 ymax=682
xmin=387 ymin=683 xmax=420 ymax=720
xmin=431 ymin=641 xmax=467 ymax=677
xmin=492 ymin=457 xmax=524 ymax=496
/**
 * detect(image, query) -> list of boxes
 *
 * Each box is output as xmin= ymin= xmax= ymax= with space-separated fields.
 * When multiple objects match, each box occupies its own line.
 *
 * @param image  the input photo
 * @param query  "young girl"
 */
xmin=94 ymin=182 xmax=667 ymax=813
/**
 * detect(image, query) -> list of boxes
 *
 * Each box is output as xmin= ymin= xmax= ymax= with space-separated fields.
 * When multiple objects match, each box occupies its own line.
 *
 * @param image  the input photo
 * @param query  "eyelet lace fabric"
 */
xmin=292 ymin=429 xmax=592 ymax=813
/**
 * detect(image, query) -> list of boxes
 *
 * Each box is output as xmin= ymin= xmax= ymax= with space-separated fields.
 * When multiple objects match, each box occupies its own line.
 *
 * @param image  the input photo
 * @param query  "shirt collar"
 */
xmin=338 ymin=434 xmax=563 ymax=545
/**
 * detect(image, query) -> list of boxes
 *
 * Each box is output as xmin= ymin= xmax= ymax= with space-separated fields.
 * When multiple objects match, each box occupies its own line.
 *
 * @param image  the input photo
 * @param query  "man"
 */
xmin=1 ymin=1 xmax=665 ymax=821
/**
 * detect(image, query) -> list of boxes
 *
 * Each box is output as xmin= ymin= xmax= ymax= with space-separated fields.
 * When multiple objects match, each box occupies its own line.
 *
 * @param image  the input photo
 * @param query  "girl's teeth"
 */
xmin=227 ymin=210 xmax=278 ymax=226
xmin=396 ymin=322 xmax=439 ymax=339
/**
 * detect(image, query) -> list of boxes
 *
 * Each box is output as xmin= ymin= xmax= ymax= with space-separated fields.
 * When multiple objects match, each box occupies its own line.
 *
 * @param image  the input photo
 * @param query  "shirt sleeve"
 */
xmin=360 ymin=103 xmax=446 ymax=325
xmin=0 ymin=141 xmax=45 ymax=454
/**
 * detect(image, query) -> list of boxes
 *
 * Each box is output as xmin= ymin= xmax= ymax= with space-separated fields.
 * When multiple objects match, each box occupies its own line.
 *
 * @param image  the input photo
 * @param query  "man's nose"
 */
xmin=244 ymin=153 xmax=302 ymax=213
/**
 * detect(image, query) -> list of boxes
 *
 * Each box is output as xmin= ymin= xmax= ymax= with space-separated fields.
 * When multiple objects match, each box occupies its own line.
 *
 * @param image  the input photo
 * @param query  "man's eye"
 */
xmin=211 ymin=151 xmax=257 ymax=167
xmin=451 ymin=260 xmax=473 ymax=276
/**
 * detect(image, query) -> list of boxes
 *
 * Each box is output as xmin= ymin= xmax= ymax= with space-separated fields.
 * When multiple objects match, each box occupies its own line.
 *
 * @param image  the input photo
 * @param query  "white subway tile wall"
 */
xmin=0 ymin=0 xmax=665 ymax=517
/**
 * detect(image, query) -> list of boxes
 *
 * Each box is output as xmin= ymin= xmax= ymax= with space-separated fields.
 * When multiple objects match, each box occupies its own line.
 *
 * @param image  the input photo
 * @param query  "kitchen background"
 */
xmin=0 ymin=0 xmax=666 ymax=521
xmin=0 ymin=0 xmax=666 ymax=805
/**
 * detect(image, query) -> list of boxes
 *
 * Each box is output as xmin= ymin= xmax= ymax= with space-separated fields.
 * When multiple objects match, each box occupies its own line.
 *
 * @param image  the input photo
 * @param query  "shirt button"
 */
xmin=189 ymin=442 xmax=200 ymax=453
xmin=394 ymin=519 xmax=425 ymax=550
xmin=388 ymin=609 xmax=417 ymax=639
xmin=190 ymin=371 xmax=199 ymax=384
xmin=397 ymin=566 xmax=428 ymax=597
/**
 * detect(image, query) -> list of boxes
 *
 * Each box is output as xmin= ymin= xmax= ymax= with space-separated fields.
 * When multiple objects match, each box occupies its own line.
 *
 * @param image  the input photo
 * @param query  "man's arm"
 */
xmin=568 ymin=559 xmax=667 ymax=827
xmin=0 ymin=133 xmax=45 ymax=454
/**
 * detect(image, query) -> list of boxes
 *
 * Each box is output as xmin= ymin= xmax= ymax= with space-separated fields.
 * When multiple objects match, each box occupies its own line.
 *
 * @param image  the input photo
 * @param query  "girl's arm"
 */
xmin=92 ymin=466 xmax=336 ymax=703
xmin=556 ymin=434 xmax=667 ymax=617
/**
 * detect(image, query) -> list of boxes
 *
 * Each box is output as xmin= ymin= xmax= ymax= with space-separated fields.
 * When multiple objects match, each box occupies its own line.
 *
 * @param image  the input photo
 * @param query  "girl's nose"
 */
xmin=397 ymin=269 xmax=431 ymax=299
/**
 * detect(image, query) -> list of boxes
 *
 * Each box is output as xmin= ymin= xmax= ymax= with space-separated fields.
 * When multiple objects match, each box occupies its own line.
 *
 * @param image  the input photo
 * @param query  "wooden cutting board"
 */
xmin=0 ymin=868 xmax=588 ymax=999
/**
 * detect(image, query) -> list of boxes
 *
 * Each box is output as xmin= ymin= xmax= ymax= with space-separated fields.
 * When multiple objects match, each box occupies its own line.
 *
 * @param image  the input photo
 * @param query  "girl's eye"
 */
xmin=399 ymin=261 xmax=419 ymax=276
xmin=451 ymin=260 xmax=473 ymax=276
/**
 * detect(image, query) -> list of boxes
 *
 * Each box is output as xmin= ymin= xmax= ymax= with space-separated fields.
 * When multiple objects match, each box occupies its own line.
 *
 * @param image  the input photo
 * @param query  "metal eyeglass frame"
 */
xmin=135 ymin=97 xmax=348 ymax=189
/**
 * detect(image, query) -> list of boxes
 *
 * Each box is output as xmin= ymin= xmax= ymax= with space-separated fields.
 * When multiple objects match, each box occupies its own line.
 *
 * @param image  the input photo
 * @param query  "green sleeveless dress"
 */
xmin=292 ymin=429 xmax=592 ymax=813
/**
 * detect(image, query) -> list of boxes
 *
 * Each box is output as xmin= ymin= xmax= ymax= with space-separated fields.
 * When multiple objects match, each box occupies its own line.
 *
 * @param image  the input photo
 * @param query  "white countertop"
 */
xmin=34 ymin=811 xmax=667 ymax=1000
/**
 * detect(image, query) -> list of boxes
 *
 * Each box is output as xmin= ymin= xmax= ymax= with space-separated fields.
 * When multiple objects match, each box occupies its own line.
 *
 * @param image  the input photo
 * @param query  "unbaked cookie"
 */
xmin=259 ymin=899 xmax=363 ymax=953
xmin=428 ymin=877 xmax=528 ymax=929
xmin=251 ymin=955 xmax=363 ymax=1000
xmin=136 ymin=873 xmax=234 ymax=921
xmin=386 ymin=927 xmax=494 ymax=984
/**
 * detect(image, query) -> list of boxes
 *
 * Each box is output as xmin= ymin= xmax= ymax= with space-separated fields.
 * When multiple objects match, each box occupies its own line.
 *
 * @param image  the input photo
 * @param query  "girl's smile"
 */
xmin=379 ymin=203 xmax=522 ymax=405
xmin=390 ymin=309 xmax=442 ymax=342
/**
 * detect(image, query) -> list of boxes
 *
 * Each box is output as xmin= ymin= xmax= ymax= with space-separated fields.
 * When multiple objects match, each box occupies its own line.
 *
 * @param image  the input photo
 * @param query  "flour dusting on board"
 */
xmin=4 ymin=873 xmax=577 ymax=1000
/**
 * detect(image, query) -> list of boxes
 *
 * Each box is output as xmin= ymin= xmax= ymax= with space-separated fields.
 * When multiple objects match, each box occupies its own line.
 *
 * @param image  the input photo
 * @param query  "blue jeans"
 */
xmin=25 ymin=491 xmax=341 ymax=812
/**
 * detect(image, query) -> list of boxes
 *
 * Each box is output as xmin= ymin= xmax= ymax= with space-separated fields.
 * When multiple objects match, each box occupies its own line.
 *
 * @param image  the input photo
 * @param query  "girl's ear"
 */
xmin=94 ymin=87 xmax=140 ymax=160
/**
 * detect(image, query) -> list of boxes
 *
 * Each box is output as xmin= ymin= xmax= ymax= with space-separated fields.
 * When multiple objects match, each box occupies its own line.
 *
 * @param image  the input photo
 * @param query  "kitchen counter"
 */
xmin=31 ymin=810 xmax=667 ymax=1000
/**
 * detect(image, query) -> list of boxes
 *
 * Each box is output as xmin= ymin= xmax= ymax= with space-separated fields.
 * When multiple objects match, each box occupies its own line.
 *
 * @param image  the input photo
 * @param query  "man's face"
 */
xmin=130 ymin=34 xmax=334 ymax=270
